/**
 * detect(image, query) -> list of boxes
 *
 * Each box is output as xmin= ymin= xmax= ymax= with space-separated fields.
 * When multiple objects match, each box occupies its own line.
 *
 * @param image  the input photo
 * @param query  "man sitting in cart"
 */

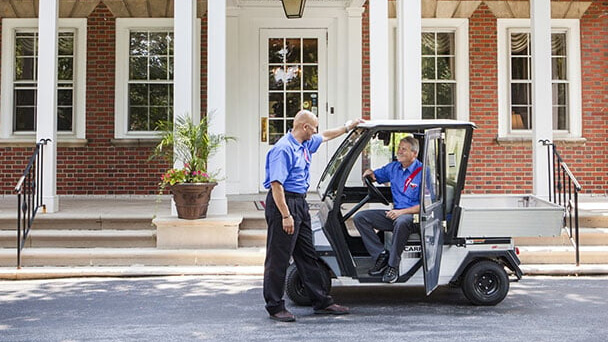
xmin=353 ymin=136 xmax=423 ymax=283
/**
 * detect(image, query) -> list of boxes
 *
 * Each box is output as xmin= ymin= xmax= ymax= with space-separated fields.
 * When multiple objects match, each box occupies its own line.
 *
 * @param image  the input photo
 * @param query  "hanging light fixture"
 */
xmin=280 ymin=0 xmax=307 ymax=19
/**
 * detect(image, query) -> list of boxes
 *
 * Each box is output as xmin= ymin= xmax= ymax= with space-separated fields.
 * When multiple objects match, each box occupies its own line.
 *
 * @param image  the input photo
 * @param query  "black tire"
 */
xmin=285 ymin=263 xmax=332 ymax=306
xmin=461 ymin=260 xmax=509 ymax=306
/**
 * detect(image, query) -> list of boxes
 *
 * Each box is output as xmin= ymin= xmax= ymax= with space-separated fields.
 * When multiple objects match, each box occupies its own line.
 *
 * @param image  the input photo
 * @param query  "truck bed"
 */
xmin=456 ymin=194 xmax=565 ymax=238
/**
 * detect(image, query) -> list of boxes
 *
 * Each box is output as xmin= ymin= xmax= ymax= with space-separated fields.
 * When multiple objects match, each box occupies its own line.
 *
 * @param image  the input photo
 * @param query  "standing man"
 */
xmin=353 ymin=136 xmax=422 ymax=284
xmin=263 ymin=110 xmax=362 ymax=322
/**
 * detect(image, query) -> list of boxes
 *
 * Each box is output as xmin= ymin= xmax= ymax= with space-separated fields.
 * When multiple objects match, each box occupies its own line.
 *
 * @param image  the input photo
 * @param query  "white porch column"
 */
xmin=369 ymin=0 xmax=389 ymax=120
xmin=207 ymin=0 xmax=228 ymax=215
xmin=346 ymin=4 xmax=364 ymax=120
xmin=37 ymin=0 xmax=59 ymax=213
xmin=397 ymin=0 xmax=422 ymax=120
xmin=173 ymin=0 xmax=198 ymax=216
xmin=531 ymin=0 xmax=552 ymax=198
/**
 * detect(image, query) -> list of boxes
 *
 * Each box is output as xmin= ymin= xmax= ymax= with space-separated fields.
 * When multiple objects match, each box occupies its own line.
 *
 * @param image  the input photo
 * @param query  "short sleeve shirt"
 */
xmin=263 ymin=132 xmax=323 ymax=194
xmin=373 ymin=158 xmax=423 ymax=210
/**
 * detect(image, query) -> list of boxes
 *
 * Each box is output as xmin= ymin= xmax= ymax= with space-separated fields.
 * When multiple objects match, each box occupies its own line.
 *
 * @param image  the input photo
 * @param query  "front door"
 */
xmin=420 ymin=128 xmax=446 ymax=295
xmin=259 ymin=29 xmax=327 ymax=191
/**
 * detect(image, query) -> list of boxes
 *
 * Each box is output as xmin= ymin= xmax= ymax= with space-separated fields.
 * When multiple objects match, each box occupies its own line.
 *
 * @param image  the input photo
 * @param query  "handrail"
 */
xmin=540 ymin=139 xmax=582 ymax=266
xmin=14 ymin=139 xmax=50 ymax=269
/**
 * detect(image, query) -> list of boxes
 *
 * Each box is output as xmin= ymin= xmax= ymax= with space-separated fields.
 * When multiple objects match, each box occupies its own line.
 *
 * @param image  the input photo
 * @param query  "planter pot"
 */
xmin=170 ymin=182 xmax=217 ymax=219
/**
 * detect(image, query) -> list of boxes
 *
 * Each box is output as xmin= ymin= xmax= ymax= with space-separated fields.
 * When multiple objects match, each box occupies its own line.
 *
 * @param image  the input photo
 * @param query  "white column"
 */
xmin=531 ymin=0 xmax=552 ymax=198
xmin=37 ymin=0 xmax=59 ymax=213
xmin=347 ymin=6 xmax=364 ymax=119
xmin=398 ymin=0 xmax=422 ymax=120
xmin=207 ymin=0 xmax=228 ymax=215
xmin=369 ymin=0 xmax=389 ymax=120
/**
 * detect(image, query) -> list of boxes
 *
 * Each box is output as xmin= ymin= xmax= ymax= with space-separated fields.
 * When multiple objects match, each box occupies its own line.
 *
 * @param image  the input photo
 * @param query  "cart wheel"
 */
xmin=461 ymin=260 xmax=509 ymax=306
xmin=285 ymin=263 xmax=332 ymax=306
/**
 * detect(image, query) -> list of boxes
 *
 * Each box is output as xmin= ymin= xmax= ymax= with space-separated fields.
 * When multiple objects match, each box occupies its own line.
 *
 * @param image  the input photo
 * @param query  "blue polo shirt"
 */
xmin=374 ymin=158 xmax=423 ymax=210
xmin=263 ymin=132 xmax=323 ymax=194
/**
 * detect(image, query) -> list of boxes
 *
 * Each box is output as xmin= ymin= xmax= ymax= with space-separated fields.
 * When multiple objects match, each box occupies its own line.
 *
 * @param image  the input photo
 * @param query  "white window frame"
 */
xmin=1 ymin=18 xmax=87 ymax=142
xmin=389 ymin=18 xmax=469 ymax=121
xmin=114 ymin=18 xmax=200 ymax=139
xmin=497 ymin=19 xmax=582 ymax=139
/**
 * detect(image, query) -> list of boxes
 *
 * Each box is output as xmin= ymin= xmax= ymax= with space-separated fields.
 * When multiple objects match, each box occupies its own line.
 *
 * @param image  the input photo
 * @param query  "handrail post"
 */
xmin=574 ymin=191 xmax=580 ymax=266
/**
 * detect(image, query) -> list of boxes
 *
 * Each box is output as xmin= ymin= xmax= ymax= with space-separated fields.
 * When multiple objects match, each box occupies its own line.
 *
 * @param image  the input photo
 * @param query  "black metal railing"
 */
xmin=15 ymin=139 xmax=50 ymax=269
xmin=540 ymin=139 xmax=582 ymax=266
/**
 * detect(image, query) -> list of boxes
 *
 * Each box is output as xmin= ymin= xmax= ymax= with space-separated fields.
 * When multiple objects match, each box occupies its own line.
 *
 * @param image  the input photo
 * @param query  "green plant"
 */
xmin=151 ymin=115 xmax=235 ymax=190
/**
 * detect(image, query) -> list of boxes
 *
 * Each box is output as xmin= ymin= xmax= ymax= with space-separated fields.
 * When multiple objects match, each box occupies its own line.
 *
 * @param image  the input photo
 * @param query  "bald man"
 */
xmin=262 ymin=110 xmax=362 ymax=322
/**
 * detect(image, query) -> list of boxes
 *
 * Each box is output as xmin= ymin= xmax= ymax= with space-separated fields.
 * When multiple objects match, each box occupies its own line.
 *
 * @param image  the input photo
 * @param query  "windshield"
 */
xmin=317 ymin=127 xmax=366 ymax=199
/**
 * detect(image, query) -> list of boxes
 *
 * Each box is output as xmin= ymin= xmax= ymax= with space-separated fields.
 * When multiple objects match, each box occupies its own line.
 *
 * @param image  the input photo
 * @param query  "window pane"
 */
xmin=57 ymin=107 xmax=72 ymax=131
xmin=269 ymin=119 xmax=284 ymax=136
xmin=57 ymin=89 xmax=73 ymax=106
xmin=553 ymin=83 xmax=568 ymax=106
xmin=303 ymin=65 xmax=318 ymax=90
xmin=149 ymin=32 xmax=170 ymax=55
xmin=15 ymin=34 xmax=36 ymax=56
xmin=552 ymin=33 xmax=567 ymax=56
xmin=302 ymin=39 xmax=317 ymax=63
xmin=285 ymin=92 xmax=301 ymax=117
xmin=511 ymin=83 xmax=531 ymax=105
xmin=512 ymin=107 xmax=531 ymax=130
xmin=268 ymin=38 xmax=284 ymax=63
xmin=269 ymin=66 xmax=284 ymax=91
xmin=129 ymin=84 xmax=148 ymax=106
xmin=422 ymin=57 xmax=435 ymax=79
xmin=285 ymin=38 xmax=301 ymax=63
xmin=436 ymin=83 xmax=454 ymax=105
xmin=511 ymin=57 xmax=529 ymax=80
xmin=421 ymin=33 xmax=434 ymax=55
xmin=436 ymin=57 xmax=453 ymax=80
xmin=269 ymin=93 xmax=284 ymax=117
xmin=129 ymin=107 xmax=148 ymax=131
xmin=14 ymin=89 xmax=36 ymax=106
xmin=149 ymin=56 xmax=168 ymax=80
xmin=422 ymin=106 xmax=435 ymax=119
xmin=15 ymin=57 xmax=36 ymax=80
xmin=58 ymin=57 xmax=73 ymax=80
xmin=58 ymin=33 xmax=74 ymax=55
xmin=552 ymin=57 xmax=567 ymax=80
xmin=553 ymin=106 xmax=568 ymax=130
xmin=436 ymin=33 xmax=453 ymax=55
xmin=14 ymin=107 xmax=36 ymax=131
xmin=129 ymin=57 xmax=148 ymax=80
xmin=149 ymin=107 xmax=168 ymax=128
xmin=130 ymin=32 xmax=148 ymax=56
xmin=511 ymin=33 xmax=529 ymax=55
xmin=422 ymin=83 xmax=435 ymax=105
xmin=303 ymin=92 xmax=318 ymax=114
xmin=285 ymin=65 xmax=301 ymax=90
xmin=150 ymin=84 xmax=170 ymax=106
xmin=437 ymin=106 xmax=453 ymax=119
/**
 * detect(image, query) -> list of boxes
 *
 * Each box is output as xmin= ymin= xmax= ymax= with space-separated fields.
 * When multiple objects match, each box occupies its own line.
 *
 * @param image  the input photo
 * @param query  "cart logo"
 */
xmin=404 ymin=245 xmax=422 ymax=252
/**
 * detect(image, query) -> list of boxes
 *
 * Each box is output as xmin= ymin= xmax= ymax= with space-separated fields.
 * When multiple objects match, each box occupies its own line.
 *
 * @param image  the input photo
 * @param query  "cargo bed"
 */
xmin=456 ymin=194 xmax=565 ymax=238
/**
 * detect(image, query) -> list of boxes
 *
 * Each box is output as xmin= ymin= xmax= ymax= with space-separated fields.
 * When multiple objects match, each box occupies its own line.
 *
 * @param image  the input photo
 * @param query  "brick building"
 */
xmin=0 ymin=0 xmax=605 ymax=214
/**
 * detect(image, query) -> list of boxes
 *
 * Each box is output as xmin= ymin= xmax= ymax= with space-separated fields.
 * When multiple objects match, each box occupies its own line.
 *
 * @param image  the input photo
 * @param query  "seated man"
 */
xmin=353 ymin=136 xmax=422 ymax=283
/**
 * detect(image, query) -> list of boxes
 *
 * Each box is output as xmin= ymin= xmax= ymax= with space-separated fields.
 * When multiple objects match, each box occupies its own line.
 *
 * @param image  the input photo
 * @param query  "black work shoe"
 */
xmin=368 ymin=250 xmax=390 ymax=276
xmin=382 ymin=266 xmax=399 ymax=283
xmin=269 ymin=309 xmax=296 ymax=322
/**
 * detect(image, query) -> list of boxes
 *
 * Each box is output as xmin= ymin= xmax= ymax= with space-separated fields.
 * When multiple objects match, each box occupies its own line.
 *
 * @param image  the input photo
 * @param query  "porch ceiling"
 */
xmin=0 ymin=0 xmax=208 ymax=18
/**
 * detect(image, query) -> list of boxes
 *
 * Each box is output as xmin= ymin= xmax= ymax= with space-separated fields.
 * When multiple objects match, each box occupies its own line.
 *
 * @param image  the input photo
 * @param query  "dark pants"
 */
xmin=353 ymin=209 xmax=416 ymax=268
xmin=263 ymin=191 xmax=333 ymax=315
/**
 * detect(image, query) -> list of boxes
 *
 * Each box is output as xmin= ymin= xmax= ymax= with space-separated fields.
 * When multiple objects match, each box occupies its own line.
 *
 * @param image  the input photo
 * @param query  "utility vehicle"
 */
xmin=285 ymin=120 xmax=564 ymax=306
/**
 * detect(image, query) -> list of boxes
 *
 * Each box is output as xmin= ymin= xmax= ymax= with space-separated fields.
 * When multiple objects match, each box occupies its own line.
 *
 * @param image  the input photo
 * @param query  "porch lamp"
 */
xmin=281 ymin=0 xmax=306 ymax=19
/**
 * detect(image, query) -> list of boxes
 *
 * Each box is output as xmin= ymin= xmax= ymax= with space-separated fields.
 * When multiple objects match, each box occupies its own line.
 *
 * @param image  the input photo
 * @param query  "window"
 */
xmin=1 ymin=19 xmax=86 ymax=141
xmin=390 ymin=19 xmax=469 ymax=121
xmin=422 ymin=32 xmax=456 ymax=120
xmin=115 ymin=19 xmax=198 ymax=139
xmin=498 ymin=19 xmax=582 ymax=139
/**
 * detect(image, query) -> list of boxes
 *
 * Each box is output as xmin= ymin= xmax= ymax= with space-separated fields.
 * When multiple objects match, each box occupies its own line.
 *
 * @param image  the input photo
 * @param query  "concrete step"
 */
xmin=238 ymin=229 xmax=266 ymax=248
xmin=518 ymin=246 xmax=608 ymax=264
xmin=0 ymin=217 xmax=155 ymax=230
xmin=239 ymin=217 xmax=266 ymax=230
xmin=0 ymin=230 xmax=156 ymax=248
xmin=0 ymin=247 xmax=266 ymax=267
xmin=579 ymin=213 xmax=608 ymax=228
xmin=514 ymin=228 xmax=608 ymax=246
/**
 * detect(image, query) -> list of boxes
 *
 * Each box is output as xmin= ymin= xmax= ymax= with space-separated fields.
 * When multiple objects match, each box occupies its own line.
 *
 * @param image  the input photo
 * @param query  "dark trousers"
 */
xmin=353 ymin=209 xmax=416 ymax=268
xmin=263 ymin=191 xmax=333 ymax=314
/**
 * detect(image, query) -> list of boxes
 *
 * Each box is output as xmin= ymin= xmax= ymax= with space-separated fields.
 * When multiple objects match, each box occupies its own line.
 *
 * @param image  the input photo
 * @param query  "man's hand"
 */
xmin=282 ymin=215 xmax=294 ymax=235
xmin=362 ymin=169 xmax=375 ymax=182
xmin=385 ymin=209 xmax=402 ymax=220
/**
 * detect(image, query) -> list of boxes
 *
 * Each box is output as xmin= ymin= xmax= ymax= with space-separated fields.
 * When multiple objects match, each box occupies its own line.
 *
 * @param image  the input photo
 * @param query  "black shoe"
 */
xmin=382 ymin=266 xmax=399 ymax=283
xmin=368 ymin=250 xmax=390 ymax=276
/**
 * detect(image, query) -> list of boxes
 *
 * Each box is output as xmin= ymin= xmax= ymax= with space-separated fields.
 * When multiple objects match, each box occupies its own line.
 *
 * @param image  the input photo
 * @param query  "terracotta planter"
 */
xmin=170 ymin=182 xmax=217 ymax=219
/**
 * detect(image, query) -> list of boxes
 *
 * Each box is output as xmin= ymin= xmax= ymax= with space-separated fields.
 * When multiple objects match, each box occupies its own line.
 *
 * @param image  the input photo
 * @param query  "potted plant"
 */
xmin=151 ymin=115 xmax=234 ymax=219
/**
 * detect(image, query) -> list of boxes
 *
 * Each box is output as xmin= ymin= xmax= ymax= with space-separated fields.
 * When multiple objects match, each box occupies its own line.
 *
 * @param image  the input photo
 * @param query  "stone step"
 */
xmin=239 ymin=217 xmax=266 ymax=230
xmin=514 ymin=228 xmax=608 ymax=246
xmin=579 ymin=213 xmax=608 ymax=228
xmin=0 ymin=217 xmax=155 ymax=230
xmin=0 ymin=230 xmax=156 ymax=248
xmin=0 ymin=247 xmax=266 ymax=267
xmin=238 ymin=229 xmax=266 ymax=248
xmin=518 ymin=246 xmax=608 ymax=264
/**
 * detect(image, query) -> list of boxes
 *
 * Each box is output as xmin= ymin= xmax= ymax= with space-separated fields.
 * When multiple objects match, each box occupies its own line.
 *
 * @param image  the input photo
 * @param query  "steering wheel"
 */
xmin=364 ymin=175 xmax=390 ymax=205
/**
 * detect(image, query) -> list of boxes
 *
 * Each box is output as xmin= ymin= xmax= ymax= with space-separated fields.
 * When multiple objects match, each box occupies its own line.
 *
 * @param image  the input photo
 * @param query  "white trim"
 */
xmin=114 ymin=18 xmax=201 ymax=139
xmin=497 ymin=19 xmax=582 ymax=139
xmin=0 ymin=18 xmax=87 ymax=141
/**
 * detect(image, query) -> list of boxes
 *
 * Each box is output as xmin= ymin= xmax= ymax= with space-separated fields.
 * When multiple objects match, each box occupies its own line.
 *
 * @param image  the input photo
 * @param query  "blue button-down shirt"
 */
xmin=374 ymin=158 xmax=423 ymax=210
xmin=263 ymin=132 xmax=323 ymax=194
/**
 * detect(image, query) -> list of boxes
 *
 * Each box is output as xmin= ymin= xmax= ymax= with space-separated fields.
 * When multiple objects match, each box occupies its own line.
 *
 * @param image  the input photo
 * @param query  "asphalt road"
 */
xmin=0 ymin=275 xmax=606 ymax=342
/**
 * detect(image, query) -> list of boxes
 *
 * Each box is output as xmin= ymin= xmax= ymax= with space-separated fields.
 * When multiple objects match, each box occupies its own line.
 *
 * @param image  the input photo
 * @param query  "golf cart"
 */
xmin=285 ymin=120 xmax=564 ymax=306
